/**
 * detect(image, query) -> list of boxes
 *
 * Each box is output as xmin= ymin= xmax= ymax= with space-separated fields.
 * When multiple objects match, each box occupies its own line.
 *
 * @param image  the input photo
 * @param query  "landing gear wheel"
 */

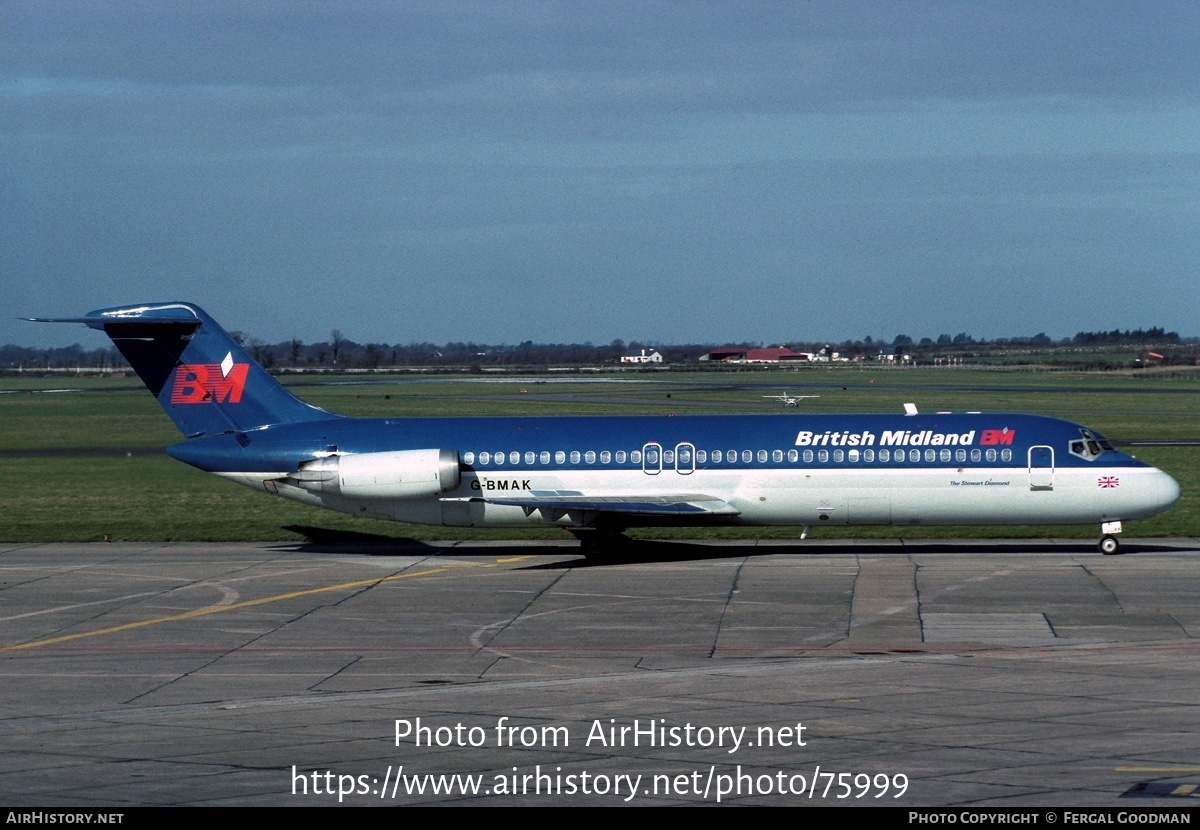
xmin=1099 ymin=535 xmax=1120 ymax=555
xmin=574 ymin=529 xmax=629 ymax=558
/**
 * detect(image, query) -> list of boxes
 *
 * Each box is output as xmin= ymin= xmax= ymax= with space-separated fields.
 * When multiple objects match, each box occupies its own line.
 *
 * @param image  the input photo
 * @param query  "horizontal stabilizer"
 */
xmin=25 ymin=313 xmax=202 ymax=328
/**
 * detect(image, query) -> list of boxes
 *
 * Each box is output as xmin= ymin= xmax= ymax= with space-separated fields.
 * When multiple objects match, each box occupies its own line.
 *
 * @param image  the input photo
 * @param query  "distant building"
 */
xmin=621 ymin=349 xmax=664 ymax=364
xmin=877 ymin=347 xmax=912 ymax=363
xmin=702 ymin=347 xmax=811 ymax=363
xmin=810 ymin=345 xmax=846 ymax=363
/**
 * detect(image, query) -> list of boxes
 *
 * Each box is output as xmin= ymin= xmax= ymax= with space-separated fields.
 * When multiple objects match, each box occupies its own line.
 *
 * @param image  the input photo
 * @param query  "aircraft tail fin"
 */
xmin=29 ymin=302 xmax=334 ymax=438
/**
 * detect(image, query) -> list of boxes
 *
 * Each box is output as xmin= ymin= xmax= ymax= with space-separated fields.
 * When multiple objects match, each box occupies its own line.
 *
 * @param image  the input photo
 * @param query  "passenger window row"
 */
xmin=461 ymin=447 xmax=1014 ymax=466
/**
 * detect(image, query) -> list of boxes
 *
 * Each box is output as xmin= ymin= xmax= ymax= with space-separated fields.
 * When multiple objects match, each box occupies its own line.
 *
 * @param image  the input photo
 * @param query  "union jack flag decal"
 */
xmin=1098 ymin=476 xmax=1119 ymax=488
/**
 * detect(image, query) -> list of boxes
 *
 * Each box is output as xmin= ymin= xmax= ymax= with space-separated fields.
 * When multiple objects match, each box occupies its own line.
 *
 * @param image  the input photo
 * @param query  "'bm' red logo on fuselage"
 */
xmin=170 ymin=363 xmax=249 ymax=404
xmin=980 ymin=429 xmax=1015 ymax=445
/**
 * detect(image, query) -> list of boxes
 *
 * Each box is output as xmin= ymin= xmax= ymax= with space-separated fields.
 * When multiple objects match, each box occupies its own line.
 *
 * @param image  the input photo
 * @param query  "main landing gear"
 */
xmin=569 ymin=527 xmax=630 ymax=558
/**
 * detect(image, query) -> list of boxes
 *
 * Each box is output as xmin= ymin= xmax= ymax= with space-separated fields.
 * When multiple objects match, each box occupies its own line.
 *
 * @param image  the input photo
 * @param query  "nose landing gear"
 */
xmin=1099 ymin=521 xmax=1123 ymax=555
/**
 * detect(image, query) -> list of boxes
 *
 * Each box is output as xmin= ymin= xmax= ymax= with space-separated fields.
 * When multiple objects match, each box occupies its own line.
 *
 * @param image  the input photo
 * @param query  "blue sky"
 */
xmin=4 ymin=1 xmax=1198 ymax=349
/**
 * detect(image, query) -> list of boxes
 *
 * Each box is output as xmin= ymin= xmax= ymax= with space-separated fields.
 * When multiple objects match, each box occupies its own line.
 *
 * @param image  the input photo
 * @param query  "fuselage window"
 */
xmin=985 ymin=448 xmax=997 ymax=462
xmin=570 ymin=451 xmax=581 ymax=463
xmin=939 ymin=449 xmax=951 ymax=463
xmin=677 ymin=448 xmax=691 ymax=464
xmin=631 ymin=450 xmax=642 ymax=464
xmin=663 ymin=450 xmax=674 ymax=465
xmin=695 ymin=450 xmax=707 ymax=464
xmin=555 ymin=450 xmax=566 ymax=464
xmin=463 ymin=451 xmax=475 ymax=465
xmin=757 ymin=450 xmax=767 ymax=463
xmin=742 ymin=450 xmax=752 ymax=463
xmin=585 ymin=451 xmax=596 ymax=464
xmin=540 ymin=451 xmax=551 ymax=464
xmin=646 ymin=448 xmax=660 ymax=464
xmin=833 ymin=449 xmax=844 ymax=463
xmin=970 ymin=449 xmax=981 ymax=462
xmin=910 ymin=449 xmax=920 ymax=462
xmin=955 ymin=449 xmax=966 ymax=463
xmin=728 ymin=449 xmax=737 ymax=463
xmin=507 ymin=451 xmax=518 ymax=465
xmin=818 ymin=450 xmax=829 ymax=463
xmin=600 ymin=451 xmax=611 ymax=464
xmin=924 ymin=449 xmax=935 ymax=462
xmin=712 ymin=450 xmax=723 ymax=463
xmin=493 ymin=451 xmax=504 ymax=466
xmin=803 ymin=449 xmax=814 ymax=463
xmin=1000 ymin=448 xmax=1012 ymax=462
xmin=787 ymin=449 xmax=798 ymax=463
xmin=525 ymin=451 xmax=536 ymax=465
xmin=862 ymin=449 xmax=874 ymax=462
xmin=615 ymin=450 xmax=626 ymax=463
xmin=848 ymin=449 xmax=860 ymax=462
xmin=879 ymin=449 xmax=891 ymax=462
xmin=772 ymin=449 xmax=783 ymax=463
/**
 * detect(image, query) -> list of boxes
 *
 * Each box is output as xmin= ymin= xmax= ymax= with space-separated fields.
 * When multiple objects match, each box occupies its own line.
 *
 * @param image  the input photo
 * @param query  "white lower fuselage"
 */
xmin=221 ymin=462 xmax=1177 ymax=529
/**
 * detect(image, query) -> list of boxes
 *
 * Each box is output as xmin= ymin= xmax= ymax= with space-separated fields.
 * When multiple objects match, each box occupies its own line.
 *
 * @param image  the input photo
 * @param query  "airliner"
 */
xmin=32 ymin=303 xmax=1180 ymax=556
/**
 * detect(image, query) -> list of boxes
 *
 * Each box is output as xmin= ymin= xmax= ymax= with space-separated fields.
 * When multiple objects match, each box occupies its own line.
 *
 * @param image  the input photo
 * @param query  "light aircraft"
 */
xmin=32 ymin=303 xmax=1180 ymax=556
xmin=763 ymin=394 xmax=820 ymax=407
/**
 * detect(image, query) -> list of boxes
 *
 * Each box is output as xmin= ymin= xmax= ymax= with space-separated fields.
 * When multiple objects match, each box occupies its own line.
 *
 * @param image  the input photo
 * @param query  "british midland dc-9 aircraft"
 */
xmin=32 ymin=303 xmax=1180 ymax=556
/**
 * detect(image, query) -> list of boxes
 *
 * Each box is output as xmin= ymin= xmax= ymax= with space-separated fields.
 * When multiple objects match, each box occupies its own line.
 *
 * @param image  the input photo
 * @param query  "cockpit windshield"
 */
xmin=1069 ymin=428 xmax=1114 ymax=462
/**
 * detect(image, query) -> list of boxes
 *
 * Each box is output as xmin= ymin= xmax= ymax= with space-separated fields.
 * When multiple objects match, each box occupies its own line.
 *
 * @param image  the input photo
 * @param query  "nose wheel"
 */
xmin=1098 ymin=521 xmax=1123 ymax=555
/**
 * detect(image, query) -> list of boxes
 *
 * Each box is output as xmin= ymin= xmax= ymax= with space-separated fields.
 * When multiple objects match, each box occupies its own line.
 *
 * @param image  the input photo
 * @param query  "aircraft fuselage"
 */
xmin=167 ymin=411 xmax=1179 ymax=532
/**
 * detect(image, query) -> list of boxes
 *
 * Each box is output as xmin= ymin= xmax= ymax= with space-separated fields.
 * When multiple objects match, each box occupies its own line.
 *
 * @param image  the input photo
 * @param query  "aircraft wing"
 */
xmin=465 ymin=491 xmax=741 ymax=522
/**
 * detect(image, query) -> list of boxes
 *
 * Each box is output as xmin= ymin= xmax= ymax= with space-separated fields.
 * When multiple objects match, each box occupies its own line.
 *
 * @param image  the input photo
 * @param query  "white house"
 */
xmin=620 ymin=349 xmax=664 ymax=364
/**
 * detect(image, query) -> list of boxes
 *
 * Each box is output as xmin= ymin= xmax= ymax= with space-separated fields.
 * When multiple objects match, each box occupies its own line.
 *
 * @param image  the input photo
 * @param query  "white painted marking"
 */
xmin=0 ymin=592 xmax=160 ymax=621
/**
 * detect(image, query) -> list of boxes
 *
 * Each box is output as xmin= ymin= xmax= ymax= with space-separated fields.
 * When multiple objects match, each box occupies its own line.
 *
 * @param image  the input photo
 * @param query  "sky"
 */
xmin=4 ymin=1 xmax=1199 ymax=350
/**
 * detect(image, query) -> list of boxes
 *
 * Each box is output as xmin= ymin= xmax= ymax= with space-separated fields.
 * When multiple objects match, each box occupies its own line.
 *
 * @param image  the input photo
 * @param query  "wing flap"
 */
xmin=477 ymin=492 xmax=740 ymax=518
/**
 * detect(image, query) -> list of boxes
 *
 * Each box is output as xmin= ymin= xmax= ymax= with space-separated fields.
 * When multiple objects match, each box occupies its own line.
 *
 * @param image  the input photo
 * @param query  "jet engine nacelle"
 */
xmin=293 ymin=448 xmax=460 ymax=499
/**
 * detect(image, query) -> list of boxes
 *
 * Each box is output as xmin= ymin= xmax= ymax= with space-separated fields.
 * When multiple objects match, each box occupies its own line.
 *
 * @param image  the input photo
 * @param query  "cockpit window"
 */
xmin=1069 ymin=428 xmax=1112 ymax=462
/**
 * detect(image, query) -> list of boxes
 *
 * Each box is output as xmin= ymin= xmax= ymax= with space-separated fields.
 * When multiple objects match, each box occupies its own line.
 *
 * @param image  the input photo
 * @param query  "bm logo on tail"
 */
xmin=170 ymin=351 xmax=249 ymax=404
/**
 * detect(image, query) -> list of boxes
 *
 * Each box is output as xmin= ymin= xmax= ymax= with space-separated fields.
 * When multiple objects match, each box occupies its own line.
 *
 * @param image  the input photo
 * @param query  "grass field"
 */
xmin=2 ymin=366 xmax=1197 ymax=543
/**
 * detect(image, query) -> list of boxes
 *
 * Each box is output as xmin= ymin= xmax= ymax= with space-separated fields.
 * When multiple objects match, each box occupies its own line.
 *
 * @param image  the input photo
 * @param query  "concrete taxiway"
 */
xmin=2 ymin=537 xmax=1200 ymax=806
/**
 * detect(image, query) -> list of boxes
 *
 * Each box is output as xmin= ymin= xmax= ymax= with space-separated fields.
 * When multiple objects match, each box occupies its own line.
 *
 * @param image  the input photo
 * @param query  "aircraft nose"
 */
xmin=1150 ymin=468 xmax=1181 ymax=513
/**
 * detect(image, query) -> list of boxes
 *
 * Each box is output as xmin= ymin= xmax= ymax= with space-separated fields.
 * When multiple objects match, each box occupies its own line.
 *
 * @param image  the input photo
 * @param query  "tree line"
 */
xmin=2 ymin=327 xmax=1192 ymax=371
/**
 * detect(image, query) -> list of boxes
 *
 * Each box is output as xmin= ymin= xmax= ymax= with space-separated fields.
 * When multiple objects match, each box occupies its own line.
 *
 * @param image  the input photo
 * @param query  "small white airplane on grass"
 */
xmin=763 ymin=394 xmax=820 ymax=408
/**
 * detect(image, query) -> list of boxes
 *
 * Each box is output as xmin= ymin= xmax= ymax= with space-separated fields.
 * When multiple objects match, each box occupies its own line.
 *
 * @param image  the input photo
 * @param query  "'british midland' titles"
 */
xmin=794 ymin=429 xmax=1016 ymax=447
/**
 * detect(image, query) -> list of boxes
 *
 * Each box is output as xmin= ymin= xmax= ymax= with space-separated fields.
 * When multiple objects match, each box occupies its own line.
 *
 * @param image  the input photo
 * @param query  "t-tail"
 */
xmin=30 ymin=302 xmax=334 ymax=438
